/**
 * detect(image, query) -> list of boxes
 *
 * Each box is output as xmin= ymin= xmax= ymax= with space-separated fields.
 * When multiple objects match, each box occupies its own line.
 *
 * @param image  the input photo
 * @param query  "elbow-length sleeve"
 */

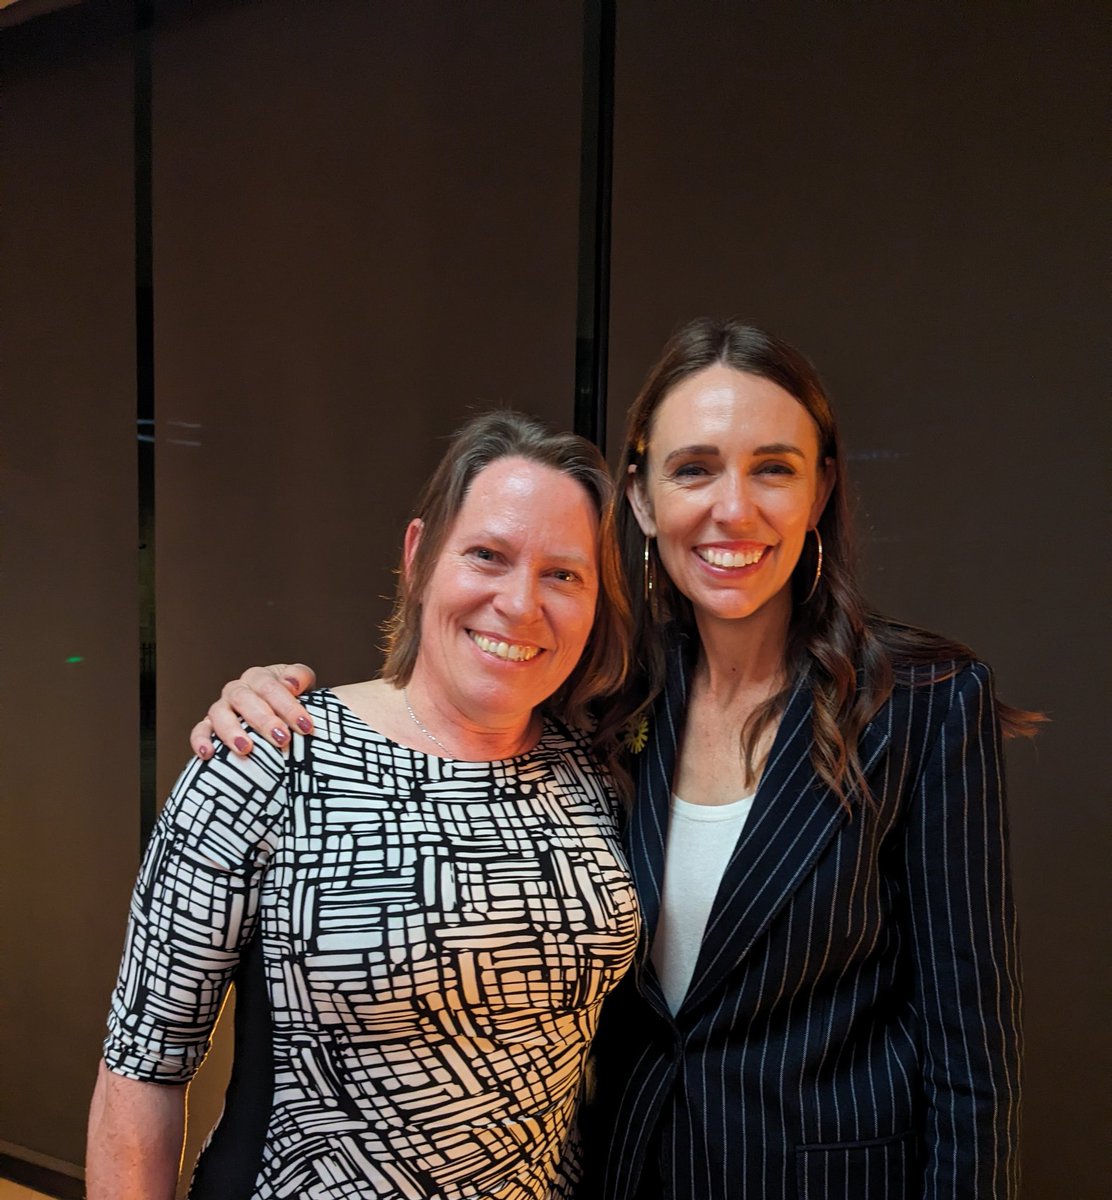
xmin=103 ymin=742 xmax=288 ymax=1083
xmin=903 ymin=661 xmax=1022 ymax=1199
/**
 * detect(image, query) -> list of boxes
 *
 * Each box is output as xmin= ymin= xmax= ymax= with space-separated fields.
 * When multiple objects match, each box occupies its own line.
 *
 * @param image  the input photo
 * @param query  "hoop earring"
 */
xmin=643 ymin=535 xmax=656 ymax=604
xmin=803 ymin=527 xmax=824 ymax=603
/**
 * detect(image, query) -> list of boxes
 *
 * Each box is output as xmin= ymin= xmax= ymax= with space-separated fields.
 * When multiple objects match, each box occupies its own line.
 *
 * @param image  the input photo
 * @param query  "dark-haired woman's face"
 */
xmin=628 ymin=365 xmax=833 ymax=634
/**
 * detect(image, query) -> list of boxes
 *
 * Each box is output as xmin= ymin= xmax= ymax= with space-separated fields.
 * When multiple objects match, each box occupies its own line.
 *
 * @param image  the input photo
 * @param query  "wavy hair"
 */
xmin=382 ymin=410 xmax=631 ymax=741
xmin=608 ymin=318 xmax=1042 ymax=806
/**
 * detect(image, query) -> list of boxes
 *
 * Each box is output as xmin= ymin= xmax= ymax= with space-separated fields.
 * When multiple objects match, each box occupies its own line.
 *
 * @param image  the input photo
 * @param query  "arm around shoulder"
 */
xmin=190 ymin=662 xmax=318 ymax=758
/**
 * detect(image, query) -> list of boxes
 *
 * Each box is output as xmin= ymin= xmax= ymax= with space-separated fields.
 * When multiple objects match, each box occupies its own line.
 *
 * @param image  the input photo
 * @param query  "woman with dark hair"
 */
xmin=584 ymin=319 xmax=1034 ymax=1200
xmin=88 ymin=411 xmax=639 ymax=1200
xmin=191 ymin=320 xmax=1034 ymax=1200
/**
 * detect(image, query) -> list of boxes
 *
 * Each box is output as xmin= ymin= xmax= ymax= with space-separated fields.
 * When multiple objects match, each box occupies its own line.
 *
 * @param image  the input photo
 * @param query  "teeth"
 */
xmin=698 ymin=547 xmax=765 ymax=568
xmin=470 ymin=633 xmax=540 ymax=662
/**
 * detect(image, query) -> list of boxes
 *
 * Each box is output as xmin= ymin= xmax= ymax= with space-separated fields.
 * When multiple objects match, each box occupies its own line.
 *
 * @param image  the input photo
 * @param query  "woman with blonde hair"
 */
xmin=89 ymin=411 xmax=639 ymax=1200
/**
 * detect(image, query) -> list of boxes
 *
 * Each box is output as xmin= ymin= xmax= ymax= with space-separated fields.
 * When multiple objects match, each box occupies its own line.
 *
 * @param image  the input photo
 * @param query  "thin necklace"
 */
xmin=403 ymin=688 xmax=452 ymax=755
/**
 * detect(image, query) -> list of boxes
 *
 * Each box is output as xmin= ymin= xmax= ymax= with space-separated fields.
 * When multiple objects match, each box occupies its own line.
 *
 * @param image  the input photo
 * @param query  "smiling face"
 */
xmin=407 ymin=456 xmax=601 ymax=729
xmin=628 ymin=364 xmax=834 ymax=636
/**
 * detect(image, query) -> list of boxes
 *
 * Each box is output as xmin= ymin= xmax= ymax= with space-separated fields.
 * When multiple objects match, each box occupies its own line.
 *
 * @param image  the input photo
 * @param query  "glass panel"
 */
xmin=150 ymin=0 xmax=584 ymax=1179
xmin=0 ymin=10 xmax=138 ymax=1174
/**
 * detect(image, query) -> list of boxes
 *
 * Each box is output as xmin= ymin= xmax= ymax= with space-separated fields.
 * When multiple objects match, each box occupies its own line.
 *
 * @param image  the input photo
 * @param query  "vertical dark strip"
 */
xmin=135 ymin=0 xmax=157 ymax=845
xmin=574 ymin=0 xmax=615 ymax=452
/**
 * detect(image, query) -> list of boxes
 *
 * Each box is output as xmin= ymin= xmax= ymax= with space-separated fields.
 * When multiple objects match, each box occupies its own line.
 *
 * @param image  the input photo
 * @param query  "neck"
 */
xmin=692 ymin=590 xmax=792 ymax=705
xmin=400 ymin=672 xmax=539 ymax=760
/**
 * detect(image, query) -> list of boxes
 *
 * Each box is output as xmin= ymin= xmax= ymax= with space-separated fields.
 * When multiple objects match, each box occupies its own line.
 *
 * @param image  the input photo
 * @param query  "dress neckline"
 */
xmin=320 ymin=687 xmax=554 ymax=766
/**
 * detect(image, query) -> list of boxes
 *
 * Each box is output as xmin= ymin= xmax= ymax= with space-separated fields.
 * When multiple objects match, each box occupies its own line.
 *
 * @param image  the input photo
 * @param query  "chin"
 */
xmin=469 ymin=680 xmax=547 ymax=718
xmin=692 ymin=585 xmax=790 ymax=625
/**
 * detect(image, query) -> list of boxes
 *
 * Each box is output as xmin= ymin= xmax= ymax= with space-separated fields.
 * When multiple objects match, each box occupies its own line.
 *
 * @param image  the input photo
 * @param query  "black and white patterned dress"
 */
xmin=104 ymin=689 xmax=640 ymax=1199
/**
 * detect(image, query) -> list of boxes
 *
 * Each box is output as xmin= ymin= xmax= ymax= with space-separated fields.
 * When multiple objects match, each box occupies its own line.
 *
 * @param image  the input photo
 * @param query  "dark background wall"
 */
xmin=1 ymin=5 xmax=140 ymax=1188
xmin=1 ymin=1 xmax=1107 ymax=1196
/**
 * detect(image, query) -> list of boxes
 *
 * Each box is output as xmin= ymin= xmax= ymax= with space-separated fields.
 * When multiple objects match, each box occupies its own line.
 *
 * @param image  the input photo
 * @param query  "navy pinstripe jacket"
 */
xmin=581 ymin=642 xmax=1021 ymax=1200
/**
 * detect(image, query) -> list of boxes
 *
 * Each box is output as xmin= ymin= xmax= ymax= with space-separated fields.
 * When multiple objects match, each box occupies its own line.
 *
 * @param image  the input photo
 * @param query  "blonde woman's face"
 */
xmin=407 ymin=457 xmax=600 ymax=728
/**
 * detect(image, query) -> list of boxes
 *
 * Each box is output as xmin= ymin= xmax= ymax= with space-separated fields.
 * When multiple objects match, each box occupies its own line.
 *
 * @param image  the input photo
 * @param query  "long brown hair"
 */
xmin=382 ymin=409 xmax=632 ymax=737
xmin=608 ymin=318 xmax=1042 ymax=806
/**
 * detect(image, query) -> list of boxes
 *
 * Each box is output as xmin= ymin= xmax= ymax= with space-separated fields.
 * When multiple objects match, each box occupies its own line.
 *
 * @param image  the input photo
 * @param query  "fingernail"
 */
xmin=296 ymin=716 xmax=312 ymax=733
xmin=271 ymin=727 xmax=289 ymax=745
xmin=283 ymin=677 xmax=300 ymax=690
xmin=198 ymin=744 xmax=212 ymax=760
xmin=234 ymin=737 xmax=250 ymax=754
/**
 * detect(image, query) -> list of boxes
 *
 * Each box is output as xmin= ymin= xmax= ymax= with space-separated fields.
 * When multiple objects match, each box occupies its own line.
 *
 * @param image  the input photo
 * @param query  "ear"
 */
xmin=402 ymin=518 xmax=424 ymax=582
xmin=625 ymin=465 xmax=657 ymax=537
xmin=810 ymin=457 xmax=836 ymax=527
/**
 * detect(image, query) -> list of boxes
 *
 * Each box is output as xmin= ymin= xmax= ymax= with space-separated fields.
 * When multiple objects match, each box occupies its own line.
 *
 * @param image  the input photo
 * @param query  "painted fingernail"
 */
xmin=198 ymin=744 xmax=212 ymax=760
xmin=271 ymin=727 xmax=289 ymax=745
xmin=234 ymin=737 xmax=250 ymax=754
xmin=283 ymin=677 xmax=300 ymax=690
xmin=296 ymin=716 xmax=312 ymax=733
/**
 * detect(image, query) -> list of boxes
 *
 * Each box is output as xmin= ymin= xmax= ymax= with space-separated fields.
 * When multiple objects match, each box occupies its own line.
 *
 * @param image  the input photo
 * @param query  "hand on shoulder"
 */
xmin=189 ymin=662 xmax=317 ymax=759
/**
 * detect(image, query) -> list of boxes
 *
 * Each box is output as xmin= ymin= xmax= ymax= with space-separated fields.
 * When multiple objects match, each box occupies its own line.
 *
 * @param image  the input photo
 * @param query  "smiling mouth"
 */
xmin=468 ymin=632 xmax=542 ymax=662
xmin=696 ymin=546 xmax=768 ymax=568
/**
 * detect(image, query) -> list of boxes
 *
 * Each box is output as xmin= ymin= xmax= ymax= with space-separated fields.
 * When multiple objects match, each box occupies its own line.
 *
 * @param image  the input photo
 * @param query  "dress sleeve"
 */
xmin=103 ymin=740 xmax=288 ymax=1083
xmin=903 ymin=662 xmax=1022 ymax=1199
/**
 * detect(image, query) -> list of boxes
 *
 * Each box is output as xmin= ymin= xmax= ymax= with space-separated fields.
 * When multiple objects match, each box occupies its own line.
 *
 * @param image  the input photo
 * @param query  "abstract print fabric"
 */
xmin=103 ymin=689 xmax=640 ymax=1200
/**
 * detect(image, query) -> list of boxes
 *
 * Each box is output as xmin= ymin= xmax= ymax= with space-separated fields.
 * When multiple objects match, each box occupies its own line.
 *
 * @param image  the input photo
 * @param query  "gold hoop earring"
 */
xmin=803 ymin=527 xmax=824 ymax=603
xmin=643 ymin=535 xmax=655 ymax=604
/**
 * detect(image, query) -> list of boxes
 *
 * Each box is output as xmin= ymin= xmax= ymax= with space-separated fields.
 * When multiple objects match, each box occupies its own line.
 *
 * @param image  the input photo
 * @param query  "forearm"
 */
xmin=86 ymin=1059 xmax=185 ymax=1200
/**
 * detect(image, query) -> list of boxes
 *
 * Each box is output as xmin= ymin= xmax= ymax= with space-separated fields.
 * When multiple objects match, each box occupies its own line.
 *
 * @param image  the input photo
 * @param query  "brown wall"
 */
xmin=151 ymin=0 xmax=584 ymax=768
xmin=1 ymin=1 xmax=1107 ymax=1195
xmin=0 ymin=4 xmax=139 ymax=1177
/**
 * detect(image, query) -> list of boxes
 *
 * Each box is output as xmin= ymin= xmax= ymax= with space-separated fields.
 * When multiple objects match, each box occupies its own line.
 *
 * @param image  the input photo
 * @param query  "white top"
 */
xmin=650 ymin=791 xmax=756 ymax=1014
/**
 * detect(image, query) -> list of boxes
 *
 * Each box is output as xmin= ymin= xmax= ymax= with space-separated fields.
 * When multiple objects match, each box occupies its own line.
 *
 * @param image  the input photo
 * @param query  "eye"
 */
xmin=550 ymin=568 xmax=581 ymax=584
xmin=468 ymin=546 xmax=500 ymax=563
xmin=672 ymin=461 xmax=711 ymax=479
xmin=755 ymin=460 xmax=797 ymax=477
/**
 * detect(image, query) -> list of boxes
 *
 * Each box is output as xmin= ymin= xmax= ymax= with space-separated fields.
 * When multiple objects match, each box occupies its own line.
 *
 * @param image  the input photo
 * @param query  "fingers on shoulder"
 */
xmin=190 ymin=717 xmax=217 ymax=760
xmin=216 ymin=665 xmax=317 ymax=748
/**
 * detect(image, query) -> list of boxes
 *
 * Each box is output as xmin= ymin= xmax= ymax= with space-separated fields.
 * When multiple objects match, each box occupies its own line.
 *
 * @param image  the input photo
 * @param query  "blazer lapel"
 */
xmin=626 ymin=638 xmax=690 ymax=1017
xmin=680 ymin=679 xmax=891 ymax=1015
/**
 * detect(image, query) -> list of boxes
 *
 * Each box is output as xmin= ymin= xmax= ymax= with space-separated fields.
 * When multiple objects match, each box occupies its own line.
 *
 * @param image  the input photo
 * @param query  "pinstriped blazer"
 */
xmin=581 ymin=640 xmax=1021 ymax=1200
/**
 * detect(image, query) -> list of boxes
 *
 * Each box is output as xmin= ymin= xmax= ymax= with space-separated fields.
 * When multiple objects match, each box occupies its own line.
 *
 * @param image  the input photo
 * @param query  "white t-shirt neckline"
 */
xmin=651 ymin=790 xmax=756 ymax=1014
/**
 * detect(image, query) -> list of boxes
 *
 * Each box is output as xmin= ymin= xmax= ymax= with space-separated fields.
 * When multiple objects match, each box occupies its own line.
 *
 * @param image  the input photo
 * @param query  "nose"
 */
xmin=493 ymin=567 xmax=542 ymax=624
xmin=711 ymin=472 xmax=757 ymax=528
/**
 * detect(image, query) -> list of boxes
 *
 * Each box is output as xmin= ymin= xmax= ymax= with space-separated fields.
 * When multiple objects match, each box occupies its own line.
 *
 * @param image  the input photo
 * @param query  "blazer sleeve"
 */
xmin=903 ymin=662 xmax=1022 ymax=1199
xmin=102 ymin=739 xmax=289 ymax=1083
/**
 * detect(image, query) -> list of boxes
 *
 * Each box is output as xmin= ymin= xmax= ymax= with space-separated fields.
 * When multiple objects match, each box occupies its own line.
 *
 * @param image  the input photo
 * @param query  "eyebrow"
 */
xmin=544 ymin=550 xmax=597 ymax=571
xmin=661 ymin=441 xmax=806 ymax=466
xmin=469 ymin=531 xmax=598 ymax=572
xmin=661 ymin=444 xmax=718 ymax=466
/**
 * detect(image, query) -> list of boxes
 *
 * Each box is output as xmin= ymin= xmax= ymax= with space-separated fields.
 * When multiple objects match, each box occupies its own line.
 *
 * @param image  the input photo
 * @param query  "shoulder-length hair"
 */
xmin=610 ymin=318 xmax=1041 ymax=806
xmin=382 ymin=409 xmax=631 ymax=737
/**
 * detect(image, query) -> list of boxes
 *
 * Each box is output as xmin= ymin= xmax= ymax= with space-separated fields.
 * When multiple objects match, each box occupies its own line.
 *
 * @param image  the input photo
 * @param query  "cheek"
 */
xmin=653 ymin=516 xmax=690 ymax=567
xmin=423 ymin=567 xmax=480 ymax=621
xmin=647 ymin=494 xmax=691 ymax=549
xmin=764 ymin=485 xmax=818 ymax=527
xmin=556 ymin=593 xmax=598 ymax=654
